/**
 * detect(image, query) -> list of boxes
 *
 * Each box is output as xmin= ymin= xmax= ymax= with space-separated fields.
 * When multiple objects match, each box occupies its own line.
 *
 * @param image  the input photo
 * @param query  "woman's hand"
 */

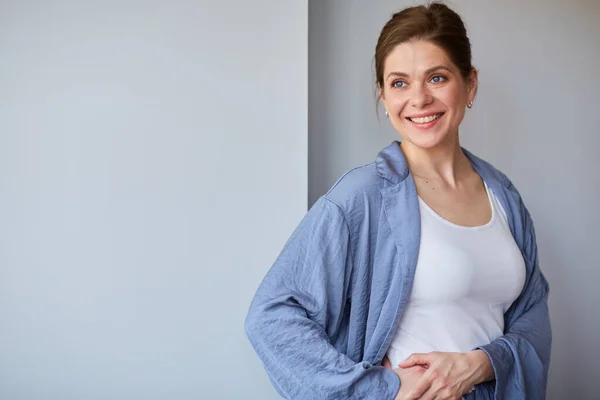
xmin=393 ymin=366 xmax=429 ymax=400
xmin=383 ymin=356 xmax=430 ymax=400
xmin=396 ymin=350 xmax=493 ymax=400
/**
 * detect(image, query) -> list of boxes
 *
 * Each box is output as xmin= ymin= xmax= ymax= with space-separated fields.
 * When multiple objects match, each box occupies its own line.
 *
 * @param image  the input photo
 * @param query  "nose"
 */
xmin=410 ymin=83 xmax=433 ymax=109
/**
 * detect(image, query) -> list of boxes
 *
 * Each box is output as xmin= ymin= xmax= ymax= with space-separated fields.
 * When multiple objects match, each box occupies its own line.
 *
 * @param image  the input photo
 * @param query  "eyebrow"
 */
xmin=386 ymin=65 xmax=453 ymax=80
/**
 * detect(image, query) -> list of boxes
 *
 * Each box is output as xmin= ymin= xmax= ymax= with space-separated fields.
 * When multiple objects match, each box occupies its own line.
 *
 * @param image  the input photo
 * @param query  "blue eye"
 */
xmin=392 ymin=81 xmax=406 ymax=88
xmin=431 ymin=75 xmax=446 ymax=83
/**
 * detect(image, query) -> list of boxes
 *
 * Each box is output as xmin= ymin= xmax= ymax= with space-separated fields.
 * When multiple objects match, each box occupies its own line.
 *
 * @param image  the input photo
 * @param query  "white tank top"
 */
xmin=386 ymin=182 xmax=526 ymax=367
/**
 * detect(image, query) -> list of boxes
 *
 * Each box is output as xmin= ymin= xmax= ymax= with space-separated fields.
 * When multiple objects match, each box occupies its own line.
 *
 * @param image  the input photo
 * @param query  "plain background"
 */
xmin=0 ymin=1 xmax=307 ymax=399
xmin=1 ymin=0 xmax=598 ymax=399
xmin=310 ymin=0 xmax=600 ymax=399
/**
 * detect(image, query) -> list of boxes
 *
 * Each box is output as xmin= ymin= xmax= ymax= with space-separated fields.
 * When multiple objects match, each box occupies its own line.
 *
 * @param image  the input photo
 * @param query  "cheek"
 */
xmin=386 ymin=94 xmax=408 ymax=112
xmin=441 ymin=85 xmax=467 ymax=108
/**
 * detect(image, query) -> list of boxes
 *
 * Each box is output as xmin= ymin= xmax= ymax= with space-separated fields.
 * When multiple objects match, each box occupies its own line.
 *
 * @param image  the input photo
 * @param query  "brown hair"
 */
xmin=375 ymin=2 xmax=473 ymax=90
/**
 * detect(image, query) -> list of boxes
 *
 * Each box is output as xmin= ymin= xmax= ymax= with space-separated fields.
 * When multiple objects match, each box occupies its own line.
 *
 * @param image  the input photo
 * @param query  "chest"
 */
xmin=410 ymin=198 xmax=526 ymax=309
xmin=415 ymin=177 xmax=492 ymax=227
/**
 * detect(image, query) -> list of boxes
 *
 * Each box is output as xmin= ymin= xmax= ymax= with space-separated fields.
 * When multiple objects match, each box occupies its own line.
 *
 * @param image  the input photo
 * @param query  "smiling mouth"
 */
xmin=406 ymin=113 xmax=444 ymax=124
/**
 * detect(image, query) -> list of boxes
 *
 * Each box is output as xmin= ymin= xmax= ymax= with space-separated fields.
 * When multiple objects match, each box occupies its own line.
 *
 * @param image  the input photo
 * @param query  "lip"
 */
xmin=405 ymin=112 xmax=445 ymax=130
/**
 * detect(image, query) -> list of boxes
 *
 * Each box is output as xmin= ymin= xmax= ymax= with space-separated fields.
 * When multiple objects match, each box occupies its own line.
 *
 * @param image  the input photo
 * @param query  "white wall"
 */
xmin=309 ymin=1 xmax=600 ymax=399
xmin=0 ymin=1 xmax=307 ymax=399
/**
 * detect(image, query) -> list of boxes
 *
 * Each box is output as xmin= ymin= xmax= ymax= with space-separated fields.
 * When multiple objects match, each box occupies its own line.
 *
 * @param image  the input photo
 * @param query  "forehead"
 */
xmin=384 ymin=40 xmax=454 ymax=76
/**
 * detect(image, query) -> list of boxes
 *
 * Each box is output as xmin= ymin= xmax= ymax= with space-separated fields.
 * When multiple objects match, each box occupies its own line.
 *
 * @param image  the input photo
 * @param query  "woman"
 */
xmin=245 ymin=3 xmax=551 ymax=400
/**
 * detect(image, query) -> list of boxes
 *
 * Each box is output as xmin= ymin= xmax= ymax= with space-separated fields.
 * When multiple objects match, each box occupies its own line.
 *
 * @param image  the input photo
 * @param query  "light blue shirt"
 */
xmin=245 ymin=141 xmax=551 ymax=399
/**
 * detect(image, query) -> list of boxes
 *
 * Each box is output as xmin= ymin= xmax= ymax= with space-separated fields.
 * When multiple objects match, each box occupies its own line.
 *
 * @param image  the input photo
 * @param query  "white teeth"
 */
xmin=409 ymin=113 xmax=442 ymax=124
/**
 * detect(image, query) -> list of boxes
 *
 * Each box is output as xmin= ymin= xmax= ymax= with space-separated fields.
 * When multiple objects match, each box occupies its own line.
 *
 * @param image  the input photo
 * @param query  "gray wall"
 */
xmin=0 ymin=1 xmax=307 ymax=399
xmin=309 ymin=0 xmax=600 ymax=399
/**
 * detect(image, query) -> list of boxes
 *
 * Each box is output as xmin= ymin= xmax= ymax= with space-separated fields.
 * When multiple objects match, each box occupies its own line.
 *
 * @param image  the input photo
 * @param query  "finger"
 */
xmin=417 ymin=384 xmax=451 ymax=400
xmin=414 ymin=386 xmax=436 ymax=400
xmin=406 ymin=374 xmax=433 ymax=399
xmin=399 ymin=353 xmax=430 ymax=368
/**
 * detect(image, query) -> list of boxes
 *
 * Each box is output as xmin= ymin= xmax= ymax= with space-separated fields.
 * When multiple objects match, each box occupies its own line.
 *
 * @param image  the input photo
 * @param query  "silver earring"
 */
xmin=467 ymin=101 xmax=473 ymax=109
xmin=385 ymin=110 xmax=389 ymax=118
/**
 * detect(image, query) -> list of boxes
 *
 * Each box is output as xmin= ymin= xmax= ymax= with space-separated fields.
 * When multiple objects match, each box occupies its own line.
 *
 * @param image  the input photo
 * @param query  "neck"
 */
xmin=400 ymin=136 xmax=471 ymax=187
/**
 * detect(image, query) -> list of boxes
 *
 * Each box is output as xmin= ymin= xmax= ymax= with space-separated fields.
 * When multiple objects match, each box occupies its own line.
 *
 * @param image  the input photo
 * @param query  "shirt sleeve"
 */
xmin=476 ymin=199 xmax=552 ymax=400
xmin=245 ymin=196 xmax=400 ymax=400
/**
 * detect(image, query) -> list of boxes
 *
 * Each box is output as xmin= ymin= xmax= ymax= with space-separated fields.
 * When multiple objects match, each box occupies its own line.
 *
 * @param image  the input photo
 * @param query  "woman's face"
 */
xmin=379 ymin=40 xmax=477 ymax=150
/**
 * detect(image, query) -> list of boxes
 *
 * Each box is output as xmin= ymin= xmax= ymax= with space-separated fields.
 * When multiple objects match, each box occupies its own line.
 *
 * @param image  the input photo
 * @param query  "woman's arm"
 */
xmin=245 ymin=197 xmax=400 ymax=399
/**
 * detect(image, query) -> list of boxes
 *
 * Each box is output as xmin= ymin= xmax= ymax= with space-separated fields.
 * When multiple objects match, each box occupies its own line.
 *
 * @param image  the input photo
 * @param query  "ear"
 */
xmin=378 ymin=84 xmax=390 ymax=116
xmin=378 ymin=85 xmax=391 ymax=118
xmin=467 ymin=67 xmax=478 ymax=103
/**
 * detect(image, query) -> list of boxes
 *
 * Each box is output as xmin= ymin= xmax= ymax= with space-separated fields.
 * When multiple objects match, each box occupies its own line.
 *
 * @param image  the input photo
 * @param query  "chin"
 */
xmin=402 ymin=131 xmax=452 ymax=150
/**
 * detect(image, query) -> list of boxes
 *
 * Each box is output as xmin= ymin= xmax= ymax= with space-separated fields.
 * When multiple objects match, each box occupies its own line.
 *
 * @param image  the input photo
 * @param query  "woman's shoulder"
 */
xmin=463 ymin=148 xmax=516 ymax=190
xmin=463 ymin=148 xmax=528 ymax=214
xmin=320 ymin=161 xmax=383 ymax=214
